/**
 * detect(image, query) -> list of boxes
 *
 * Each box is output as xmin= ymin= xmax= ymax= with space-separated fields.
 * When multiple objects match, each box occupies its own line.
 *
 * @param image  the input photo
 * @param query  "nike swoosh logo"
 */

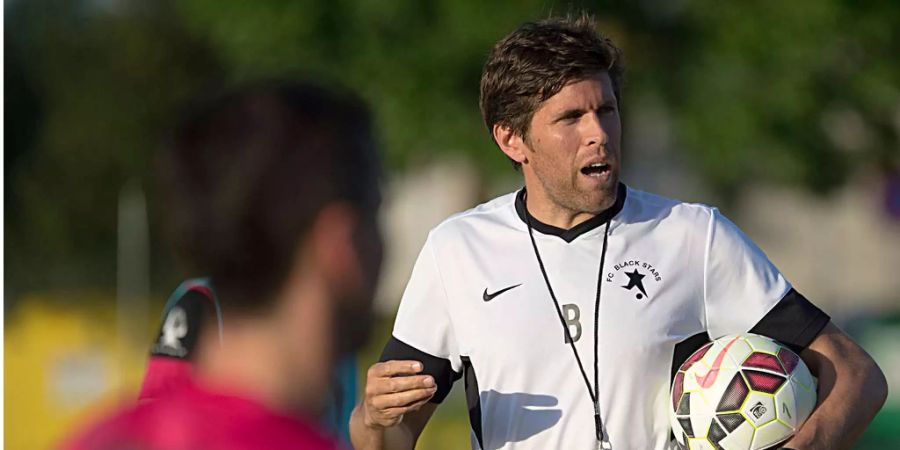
xmin=483 ymin=284 xmax=522 ymax=302
xmin=694 ymin=335 xmax=741 ymax=389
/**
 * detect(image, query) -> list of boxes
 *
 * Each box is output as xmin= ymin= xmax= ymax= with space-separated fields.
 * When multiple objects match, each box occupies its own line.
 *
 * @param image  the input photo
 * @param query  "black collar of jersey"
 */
xmin=515 ymin=183 xmax=627 ymax=243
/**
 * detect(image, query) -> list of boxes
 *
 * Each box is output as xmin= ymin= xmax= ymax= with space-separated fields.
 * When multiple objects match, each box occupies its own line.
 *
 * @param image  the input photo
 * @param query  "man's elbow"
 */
xmin=852 ymin=352 xmax=889 ymax=417
xmin=866 ymin=359 xmax=888 ymax=413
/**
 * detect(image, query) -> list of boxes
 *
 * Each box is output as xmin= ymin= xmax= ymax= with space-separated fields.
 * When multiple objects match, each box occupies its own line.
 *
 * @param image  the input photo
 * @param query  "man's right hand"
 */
xmin=361 ymin=360 xmax=437 ymax=429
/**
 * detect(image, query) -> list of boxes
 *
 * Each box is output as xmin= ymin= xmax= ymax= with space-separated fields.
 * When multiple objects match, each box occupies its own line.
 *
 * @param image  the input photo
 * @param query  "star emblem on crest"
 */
xmin=621 ymin=269 xmax=649 ymax=300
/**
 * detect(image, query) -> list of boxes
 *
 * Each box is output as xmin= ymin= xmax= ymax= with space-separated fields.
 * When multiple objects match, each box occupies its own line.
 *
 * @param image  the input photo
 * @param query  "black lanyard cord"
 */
xmin=524 ymin=200 xmax=611 ymax=447
xmin=593 ymin=219 xmax=611 ymax=447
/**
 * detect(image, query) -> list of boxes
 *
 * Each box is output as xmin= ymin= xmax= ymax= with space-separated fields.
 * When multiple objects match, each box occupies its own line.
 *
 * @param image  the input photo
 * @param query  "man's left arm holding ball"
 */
xmin=704 ymin=209 xmax=887 ymax=449
xmin=785 ymin=322 xmax=887 ymax=450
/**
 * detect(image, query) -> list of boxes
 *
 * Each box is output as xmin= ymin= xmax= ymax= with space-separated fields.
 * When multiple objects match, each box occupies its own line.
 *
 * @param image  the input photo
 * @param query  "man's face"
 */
xmin=522 ymin=72 xmax=621 ymax=214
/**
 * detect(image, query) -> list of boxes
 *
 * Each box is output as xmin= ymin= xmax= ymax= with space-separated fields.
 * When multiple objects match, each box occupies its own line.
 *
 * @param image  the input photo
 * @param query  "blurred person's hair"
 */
xmin=159 ymin=80 xmax=381 ymax=313
xmin=479 ymin=14 xmax=625 ymax=168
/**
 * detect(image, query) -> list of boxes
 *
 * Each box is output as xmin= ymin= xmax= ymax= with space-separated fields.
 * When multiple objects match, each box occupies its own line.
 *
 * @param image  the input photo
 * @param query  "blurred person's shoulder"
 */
xmin=62 ymin=381 xmax=338 ymax=450
xmin=426 ymin=191 xmax=521 ymax=247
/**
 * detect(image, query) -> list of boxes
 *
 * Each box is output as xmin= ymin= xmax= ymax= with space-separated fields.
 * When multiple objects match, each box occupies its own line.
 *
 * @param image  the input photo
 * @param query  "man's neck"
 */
xmin=523 ymin=184 xmax=616 ymax=231
xmin=527 ymin=200 xmax=595 ymax=230
xmin=194 ymin=319 xmax=291 ymax=407
xmin=194 ymin=313 xmax=327 ymax=416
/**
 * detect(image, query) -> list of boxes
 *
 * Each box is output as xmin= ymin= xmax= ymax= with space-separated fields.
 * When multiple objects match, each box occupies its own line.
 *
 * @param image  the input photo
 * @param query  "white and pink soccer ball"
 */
xmin=670 ymin=333 xmax=817 ymax=450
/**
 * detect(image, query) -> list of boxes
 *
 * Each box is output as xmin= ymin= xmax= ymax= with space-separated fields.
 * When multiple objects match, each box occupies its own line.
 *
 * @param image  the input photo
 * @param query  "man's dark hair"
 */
xmin=160 ymin=80 xmax=381 ymax=312
xmin=479 ymin=15 xmax=625 ymax=167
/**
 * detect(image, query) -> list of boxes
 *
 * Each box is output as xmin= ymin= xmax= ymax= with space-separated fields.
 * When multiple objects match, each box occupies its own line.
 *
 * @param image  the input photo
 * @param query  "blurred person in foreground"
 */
xmin=137 ymin=277 xmax=358 ymax=445
xmin=63 ymin=80 xmax=383 ymax=450
xmin=350 ymin=15 xmax=887 ymax=450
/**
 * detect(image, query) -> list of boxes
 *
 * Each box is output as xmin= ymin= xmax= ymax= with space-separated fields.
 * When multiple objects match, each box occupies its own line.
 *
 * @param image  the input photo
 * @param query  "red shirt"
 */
xmin=138 ymin=356 xmax=194 ymax=403
xmin=63 ymin=381 xmax=338 ymax=450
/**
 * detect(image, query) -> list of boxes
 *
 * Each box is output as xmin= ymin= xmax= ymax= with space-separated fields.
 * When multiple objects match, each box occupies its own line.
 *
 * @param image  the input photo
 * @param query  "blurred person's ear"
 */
xmin=310 ymin=203 xmax=365 ymax=292
xmin=493 ymin=124 xmax=529 ymax=164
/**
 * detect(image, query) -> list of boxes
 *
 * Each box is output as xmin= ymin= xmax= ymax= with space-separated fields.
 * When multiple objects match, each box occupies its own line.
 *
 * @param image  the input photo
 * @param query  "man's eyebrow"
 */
xmin=603 ymin=98 xmax=618 ymax=106
xmin=553 ymin=108 xmax=586 ymax=122
xmin=552 ymin=101 xmax=617 ymax=122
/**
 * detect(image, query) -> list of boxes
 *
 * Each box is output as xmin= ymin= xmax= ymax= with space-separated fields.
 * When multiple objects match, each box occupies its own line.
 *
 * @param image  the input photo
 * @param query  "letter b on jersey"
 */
xmin=562 ymin=303 xmax=581 ymax=343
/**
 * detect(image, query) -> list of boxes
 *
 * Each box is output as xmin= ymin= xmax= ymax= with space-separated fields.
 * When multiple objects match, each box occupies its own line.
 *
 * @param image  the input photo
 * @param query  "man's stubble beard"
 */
xmin=560 ymin=179 xmax=618 ymax=216
xmin=533 ymin=160 xmax=619 ymax=217
xmin=525 ymin=135 xmax=620 ymax=217
xmin=332 ymin=289 xmax=375 ymax=356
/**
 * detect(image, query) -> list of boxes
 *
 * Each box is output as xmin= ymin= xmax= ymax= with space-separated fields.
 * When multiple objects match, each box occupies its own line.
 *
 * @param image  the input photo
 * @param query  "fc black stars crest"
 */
xmin=605 ymin=259 xmax=663 ymax=300
xmin=622 ymin=269 xmax=649 ymax=299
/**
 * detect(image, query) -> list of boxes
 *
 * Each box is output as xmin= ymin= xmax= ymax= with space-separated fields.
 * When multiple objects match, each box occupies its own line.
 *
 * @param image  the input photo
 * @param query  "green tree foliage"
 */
xmin=5 ymin=0 xmax=899 ymax=294
xmin=172 ymin=0 xmax=561 ymax=173
xmin=672 ymin=0 xmax=900 ymax=196
xmin=5 ymin=1 xmax=222 ymax=295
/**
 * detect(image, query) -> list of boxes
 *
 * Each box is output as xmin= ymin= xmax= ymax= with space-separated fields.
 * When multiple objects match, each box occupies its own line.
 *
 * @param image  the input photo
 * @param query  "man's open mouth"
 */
xmin=580 ymin=163 xmax=610 ymax=177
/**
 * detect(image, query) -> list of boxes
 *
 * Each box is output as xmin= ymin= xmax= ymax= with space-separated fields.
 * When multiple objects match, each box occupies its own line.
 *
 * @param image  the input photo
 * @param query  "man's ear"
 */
xmin=308 ymin=203 xmax=362 ymax=291
xmin=492 ymin=124 xmax=528 ymax=165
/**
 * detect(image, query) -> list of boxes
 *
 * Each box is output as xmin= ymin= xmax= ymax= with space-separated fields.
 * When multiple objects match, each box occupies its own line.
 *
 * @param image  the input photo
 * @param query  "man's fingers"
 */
xmin=369 ymin=375 xmax=435 ymax=395
xmin=363 ymin=360 xmax=435 ymax=428
xmin=379 ymin=397 xmax=434 ymax=418
xmin=401 ymin=396 xmax=433 ymax=412
xmin=369 ymin=360 xmax=424 ymax=378
xmin=371 ymin=387 xmax=436 ymax=410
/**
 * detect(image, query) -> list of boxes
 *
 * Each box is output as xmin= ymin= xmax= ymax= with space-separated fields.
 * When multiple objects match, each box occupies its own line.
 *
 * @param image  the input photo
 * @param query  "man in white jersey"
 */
xmin=350 ymin=16 xmax=888 ymax=450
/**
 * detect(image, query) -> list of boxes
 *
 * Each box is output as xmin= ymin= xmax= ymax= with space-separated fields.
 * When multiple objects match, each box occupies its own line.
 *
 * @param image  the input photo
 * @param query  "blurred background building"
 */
xmin=5 ymin=0 xmax=899 ymax=448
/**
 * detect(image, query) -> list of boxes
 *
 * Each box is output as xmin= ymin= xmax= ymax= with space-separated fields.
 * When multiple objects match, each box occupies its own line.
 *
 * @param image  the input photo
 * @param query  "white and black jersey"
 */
xmin=380 ymin=184 xmax=829 ymax=450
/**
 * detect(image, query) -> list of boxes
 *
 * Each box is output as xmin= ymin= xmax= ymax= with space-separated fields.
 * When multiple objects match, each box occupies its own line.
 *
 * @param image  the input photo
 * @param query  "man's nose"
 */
xmin=582 ymin=111 xmax=608 ymax=148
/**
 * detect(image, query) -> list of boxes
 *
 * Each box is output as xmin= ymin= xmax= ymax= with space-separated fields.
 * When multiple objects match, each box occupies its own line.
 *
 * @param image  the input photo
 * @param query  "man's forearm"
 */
xmin=790 ymin=327 xmax=888 ymax=449
xmin=349 ymin=403 xmax=416 ymax=450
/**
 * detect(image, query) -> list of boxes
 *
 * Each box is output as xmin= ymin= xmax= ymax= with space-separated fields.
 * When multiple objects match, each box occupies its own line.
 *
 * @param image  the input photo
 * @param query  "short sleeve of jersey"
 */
xmin=704 ymin=209 xmax=830 ymax=351
xmin=703 ymin=208 xmax=794 ymax=339
xmin=380 ymin=233 xmax=461 ymax=403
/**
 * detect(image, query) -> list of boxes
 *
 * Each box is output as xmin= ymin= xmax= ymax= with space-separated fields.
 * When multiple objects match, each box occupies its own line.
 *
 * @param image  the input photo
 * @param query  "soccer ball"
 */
xmin=669 ymin=333 xmax=817 ymax=450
